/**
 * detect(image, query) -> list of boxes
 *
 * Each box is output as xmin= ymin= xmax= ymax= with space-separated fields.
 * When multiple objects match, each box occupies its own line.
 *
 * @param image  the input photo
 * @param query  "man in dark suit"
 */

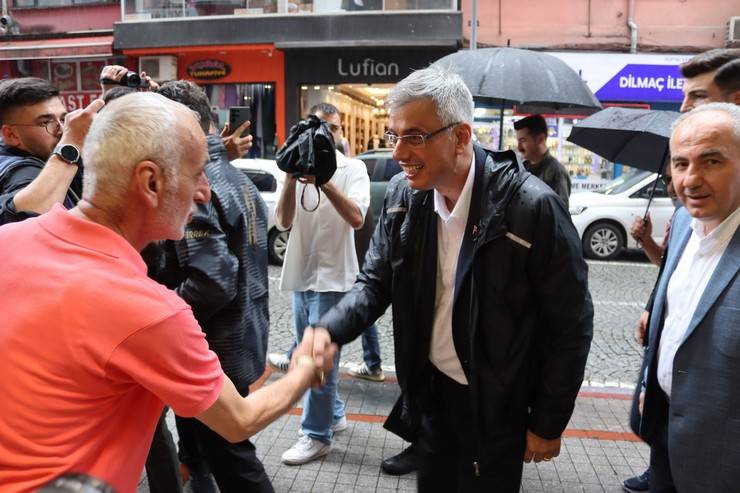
xmin=308 ymin=66 xmax=593 ymax=492
xmin=633 ymin=102 xmax=740 ymax=493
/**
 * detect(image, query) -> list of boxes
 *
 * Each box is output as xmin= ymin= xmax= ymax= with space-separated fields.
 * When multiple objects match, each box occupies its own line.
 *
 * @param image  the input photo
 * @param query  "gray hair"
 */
xmin=386 ymin=66 xmax=474 ymax=125
xmin=672 ymin=102 xmax=740 ymax=143
xmin=82 ymin=92 xmax=198 ymax=201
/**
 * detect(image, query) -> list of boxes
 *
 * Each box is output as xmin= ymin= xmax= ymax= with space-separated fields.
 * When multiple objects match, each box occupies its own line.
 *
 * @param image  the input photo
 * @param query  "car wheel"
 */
xmin=583 ymin=222 xmax=624 ymax=260
xmin=268 ymin=228 xmax=290 ymax=265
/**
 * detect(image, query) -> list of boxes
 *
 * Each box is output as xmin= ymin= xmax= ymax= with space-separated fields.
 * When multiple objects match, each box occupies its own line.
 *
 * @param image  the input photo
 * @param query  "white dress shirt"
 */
xmin=429 ymin=157 xmax=476 ymax=385
xmin=279 ymin=150 xmax=370 ymax=293
xmin=658 ymin=206 xmax=740 ymax=398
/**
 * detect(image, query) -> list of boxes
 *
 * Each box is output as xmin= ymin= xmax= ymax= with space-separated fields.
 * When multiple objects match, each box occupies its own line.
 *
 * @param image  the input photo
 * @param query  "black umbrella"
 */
xmin=432 ymin=47 xmax=602 ymax=148
xmin=567 ymin=106 xmax=681 ymax=214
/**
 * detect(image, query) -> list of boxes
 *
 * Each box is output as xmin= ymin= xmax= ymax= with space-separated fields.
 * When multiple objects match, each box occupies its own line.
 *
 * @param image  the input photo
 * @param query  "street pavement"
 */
xmin=138 ymin=255 xmax=657 ymax=493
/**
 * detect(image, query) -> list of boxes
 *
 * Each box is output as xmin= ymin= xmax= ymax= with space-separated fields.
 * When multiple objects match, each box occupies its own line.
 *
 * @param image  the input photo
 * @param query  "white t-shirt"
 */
xmin=429 ymin=157 xmax=475 ymax=385
xmin=279 ymin=150 xmax=371 ymax=293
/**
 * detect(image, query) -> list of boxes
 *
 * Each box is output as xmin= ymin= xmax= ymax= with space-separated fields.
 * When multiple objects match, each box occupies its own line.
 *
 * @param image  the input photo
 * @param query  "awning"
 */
xmin=0 ymin=35 xmax=113 ymax=61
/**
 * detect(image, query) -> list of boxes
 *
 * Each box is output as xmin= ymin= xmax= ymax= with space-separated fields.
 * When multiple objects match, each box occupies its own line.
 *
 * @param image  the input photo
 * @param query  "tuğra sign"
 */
xmin=187 ymin=60 xmax=231 ymax=80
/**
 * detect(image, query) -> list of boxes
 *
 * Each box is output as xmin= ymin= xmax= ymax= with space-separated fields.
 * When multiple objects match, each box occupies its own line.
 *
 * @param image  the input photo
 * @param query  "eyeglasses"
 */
xmin=8 ymin=118 xmax=63 ymax=136
xmin=384 ymin=122 xmax=460 ymax=148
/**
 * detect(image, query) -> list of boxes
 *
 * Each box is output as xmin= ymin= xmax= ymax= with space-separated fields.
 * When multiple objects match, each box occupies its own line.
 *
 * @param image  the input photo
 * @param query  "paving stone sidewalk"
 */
xmin=138 ymin=373 xmax=648 ymax=493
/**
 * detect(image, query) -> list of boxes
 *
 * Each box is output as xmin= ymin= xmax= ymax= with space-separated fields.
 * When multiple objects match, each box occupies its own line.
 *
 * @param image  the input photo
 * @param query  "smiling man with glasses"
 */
xmin=310 ymin=66 xmax=593 ymax=492
xmin=0 ymin=77 xmax=103 ymax=225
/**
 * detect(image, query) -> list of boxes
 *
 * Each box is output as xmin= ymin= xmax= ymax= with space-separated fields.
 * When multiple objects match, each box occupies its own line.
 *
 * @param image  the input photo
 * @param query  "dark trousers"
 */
xmin=649 ymin=399 xmax=677 ymax=493
xmin=416 ymin=368 xmax=525 ymax=493
xmin=181 ymin=417 xmax=274 ymax=493
xmin=145 ymin=409 xmax=183 ymax=493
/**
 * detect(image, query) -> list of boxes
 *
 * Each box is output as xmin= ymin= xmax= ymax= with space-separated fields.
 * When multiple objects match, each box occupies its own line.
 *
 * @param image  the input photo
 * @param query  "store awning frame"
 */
xmin=0 ymin=35 xmax=114 ymax=61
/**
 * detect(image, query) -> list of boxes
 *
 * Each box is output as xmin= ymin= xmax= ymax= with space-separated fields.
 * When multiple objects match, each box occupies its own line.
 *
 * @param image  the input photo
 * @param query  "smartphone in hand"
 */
xmin=228 ymin=106 xmax=252 ymax=137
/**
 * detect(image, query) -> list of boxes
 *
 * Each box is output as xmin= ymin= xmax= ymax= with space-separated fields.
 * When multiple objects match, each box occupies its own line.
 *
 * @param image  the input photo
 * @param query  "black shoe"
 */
xmin=380 ymin=444 xmax=420 ymax=476
xmin=623 ymin=468 xmax=650 ymax=492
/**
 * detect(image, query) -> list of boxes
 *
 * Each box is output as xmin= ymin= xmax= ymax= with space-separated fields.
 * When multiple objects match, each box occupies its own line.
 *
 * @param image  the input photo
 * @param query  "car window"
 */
xmin=632 ymin=177 xmax=668 ymax=199
xmin=359 ymin=157 xmax=377 ymax=177
xmin=383 ymin=159 xmax=402 ymax=181
xmin=242 ymin=170 xmax=277 ymax=192
xmin=595 ymin=170 xmax=651 ymax=195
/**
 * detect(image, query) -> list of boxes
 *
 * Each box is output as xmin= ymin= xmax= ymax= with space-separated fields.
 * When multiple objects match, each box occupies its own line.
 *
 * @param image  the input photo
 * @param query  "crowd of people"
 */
xmin=0 ymin=47 xmax=737 ymax=493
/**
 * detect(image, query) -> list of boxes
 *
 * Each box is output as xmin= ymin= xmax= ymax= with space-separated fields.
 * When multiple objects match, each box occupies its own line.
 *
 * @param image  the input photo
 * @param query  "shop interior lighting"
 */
xmin=313 ymin=85 xmax=321 ymax=90
xmin=328 ymin=86 xmax=335 ymax=91
xmin=301 ymin=86 xmax=308 ymax=90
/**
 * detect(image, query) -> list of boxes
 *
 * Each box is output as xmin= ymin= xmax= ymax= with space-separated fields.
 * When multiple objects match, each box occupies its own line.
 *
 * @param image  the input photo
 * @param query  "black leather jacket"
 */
xmin=320 ymin=145 xmax=593 ymax=460
xmin=0 ymin=143 xmax=82 ymax=225
xmin=156 ymin=135 xmax=270 ymax=392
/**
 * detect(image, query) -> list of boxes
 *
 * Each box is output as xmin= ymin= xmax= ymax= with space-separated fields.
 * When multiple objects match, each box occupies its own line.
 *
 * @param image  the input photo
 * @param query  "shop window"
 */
xmin=205 ymin=83 xmax=277 ymax=159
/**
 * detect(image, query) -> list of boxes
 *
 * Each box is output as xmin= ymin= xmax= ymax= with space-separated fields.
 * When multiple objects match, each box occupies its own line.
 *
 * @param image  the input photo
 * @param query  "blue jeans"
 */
xmin=293 ymin=290 xmax=345 ymax=445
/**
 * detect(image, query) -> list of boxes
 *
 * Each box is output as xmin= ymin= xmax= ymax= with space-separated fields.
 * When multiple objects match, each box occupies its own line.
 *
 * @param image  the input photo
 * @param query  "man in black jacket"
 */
xmin=153 ymin=81 xmax=273 ymax=493
xmin=310 ymin=66 xmax=593 ymax=492
xmin=0 ymin=77 xmax=102 ymax=225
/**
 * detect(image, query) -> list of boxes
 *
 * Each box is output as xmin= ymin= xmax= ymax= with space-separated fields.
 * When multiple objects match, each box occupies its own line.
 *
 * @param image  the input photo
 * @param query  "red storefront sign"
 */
xmin=60 ymin=92 xmax=101 ymax=111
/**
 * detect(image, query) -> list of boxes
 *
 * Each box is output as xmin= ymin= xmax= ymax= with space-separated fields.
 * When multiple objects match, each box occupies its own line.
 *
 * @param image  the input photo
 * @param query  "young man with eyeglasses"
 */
xmin=0 ymin=77 xmax=102 ymax=225
xmin=310 ymin=67 xmax=593 ymax=492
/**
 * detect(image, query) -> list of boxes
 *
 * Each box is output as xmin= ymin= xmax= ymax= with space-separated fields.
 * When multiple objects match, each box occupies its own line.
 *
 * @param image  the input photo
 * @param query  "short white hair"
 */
xmin=387 ymin=65 xmax=474 ymax=126
xmin=671 ymin=102 xmax=740 ymax=143
xmin=82 ymin=92 xmax=198 ymax=201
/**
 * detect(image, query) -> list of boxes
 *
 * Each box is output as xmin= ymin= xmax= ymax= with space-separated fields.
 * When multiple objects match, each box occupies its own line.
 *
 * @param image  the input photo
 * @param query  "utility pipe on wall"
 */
xmin=471 ymin=0 xmax=478 ymax=50
xmin=627 ymin=0 xmax=638 ymax=53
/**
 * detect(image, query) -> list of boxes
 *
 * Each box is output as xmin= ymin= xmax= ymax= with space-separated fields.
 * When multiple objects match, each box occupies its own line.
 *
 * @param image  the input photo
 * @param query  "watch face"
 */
xmin=60 ymin=145 xmax=79 ymax=163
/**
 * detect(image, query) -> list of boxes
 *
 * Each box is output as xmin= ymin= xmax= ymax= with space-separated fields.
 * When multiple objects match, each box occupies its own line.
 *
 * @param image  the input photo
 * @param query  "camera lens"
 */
xmin=121 ymin=72 xmax=142 ymax=88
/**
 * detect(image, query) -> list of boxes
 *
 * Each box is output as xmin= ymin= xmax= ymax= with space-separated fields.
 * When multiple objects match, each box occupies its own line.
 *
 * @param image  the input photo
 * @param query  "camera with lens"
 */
xmin=100 ymin=71 xmax=148 ymax=89
xmin=119 ymin=71 xmax=148 ymax=88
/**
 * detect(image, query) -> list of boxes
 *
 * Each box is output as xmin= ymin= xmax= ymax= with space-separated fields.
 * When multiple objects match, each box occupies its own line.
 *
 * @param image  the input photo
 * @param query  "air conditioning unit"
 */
xmin=139 ymin=56 xmax=178 ymax=82
xmin=728 ymin=16 xmax=740 ymax=47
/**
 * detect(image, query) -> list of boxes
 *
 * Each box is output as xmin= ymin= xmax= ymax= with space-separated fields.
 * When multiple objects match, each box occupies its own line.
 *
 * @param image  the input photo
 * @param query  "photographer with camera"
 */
xmin=0 ymin=77 xmax=103 ymax=225
xmin=99 ymin=65 xmax=253 ymax=161
xmin=274 ymin=102 xmax=371 ymax=465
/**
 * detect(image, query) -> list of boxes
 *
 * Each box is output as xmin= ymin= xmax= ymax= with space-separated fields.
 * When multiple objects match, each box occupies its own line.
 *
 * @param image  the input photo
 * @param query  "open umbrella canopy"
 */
xmin=432 ymin=47 xmax=601 ymax=115
xmin=567 ymin=107 xmax=681 ymax=174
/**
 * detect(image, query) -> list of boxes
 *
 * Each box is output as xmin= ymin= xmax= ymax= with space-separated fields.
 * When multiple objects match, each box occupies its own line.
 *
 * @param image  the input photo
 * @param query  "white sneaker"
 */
xmin=281 ymin=436 xmax=331 ymax=465
xmin=267 ymin=352 xmax=290 ymax=373
xmin=298 ymin=416 xmax=348 ymax=436
xmin=348 ymin=362 xmax=385 ymax=382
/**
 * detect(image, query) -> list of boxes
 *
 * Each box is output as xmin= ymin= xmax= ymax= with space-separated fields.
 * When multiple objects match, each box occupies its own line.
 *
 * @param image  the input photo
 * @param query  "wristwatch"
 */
xmin=52 ymin=143 xmax=81 ymax=166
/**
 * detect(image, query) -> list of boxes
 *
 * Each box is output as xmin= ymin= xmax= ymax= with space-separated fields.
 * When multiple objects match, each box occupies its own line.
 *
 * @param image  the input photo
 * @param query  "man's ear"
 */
xmin=731 ymin=90 xmax=740 ymax=106
xmin=537 ymin=132 xmax=547 ymax=146
xmin=133 ymin=160 xmax=164 ymax=208
xmin=454 ymin=123 xmax=473 ymax=153
xmin=1 ymin=124 xmax=21 ymax=148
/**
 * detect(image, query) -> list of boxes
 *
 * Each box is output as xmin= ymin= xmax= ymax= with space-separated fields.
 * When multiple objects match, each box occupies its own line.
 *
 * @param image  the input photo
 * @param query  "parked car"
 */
xmin=231 ymin=151 xmax=401 ymax=266
xmin=355 ymin=149 xmax=402 ymax=220
xmin=231 ymin=158 xmax=289 ymax=265
xmin=569 ymin=170 xmax=675 ymax=260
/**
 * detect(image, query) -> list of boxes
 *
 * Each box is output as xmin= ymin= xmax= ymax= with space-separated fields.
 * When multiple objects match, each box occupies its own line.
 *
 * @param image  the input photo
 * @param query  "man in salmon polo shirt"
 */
xmin=0 ymin=92 xmax=336 ymax=493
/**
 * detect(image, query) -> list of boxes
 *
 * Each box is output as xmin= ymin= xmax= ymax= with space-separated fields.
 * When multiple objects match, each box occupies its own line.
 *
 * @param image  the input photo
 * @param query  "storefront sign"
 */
xmin=595 ymin=64 xmax=684 ymax=102
xmin=550 ymin=52 xmax=693 ymax=104
xmin=60 ymin=92 xmax=101 ymax=111
xmin=337 ymin=58 xmax=399 ymax=78
xmin=187 ymin=60 xmax=231 ymax=80
xmin=286 ymin=47 xmax=455 ymax=85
